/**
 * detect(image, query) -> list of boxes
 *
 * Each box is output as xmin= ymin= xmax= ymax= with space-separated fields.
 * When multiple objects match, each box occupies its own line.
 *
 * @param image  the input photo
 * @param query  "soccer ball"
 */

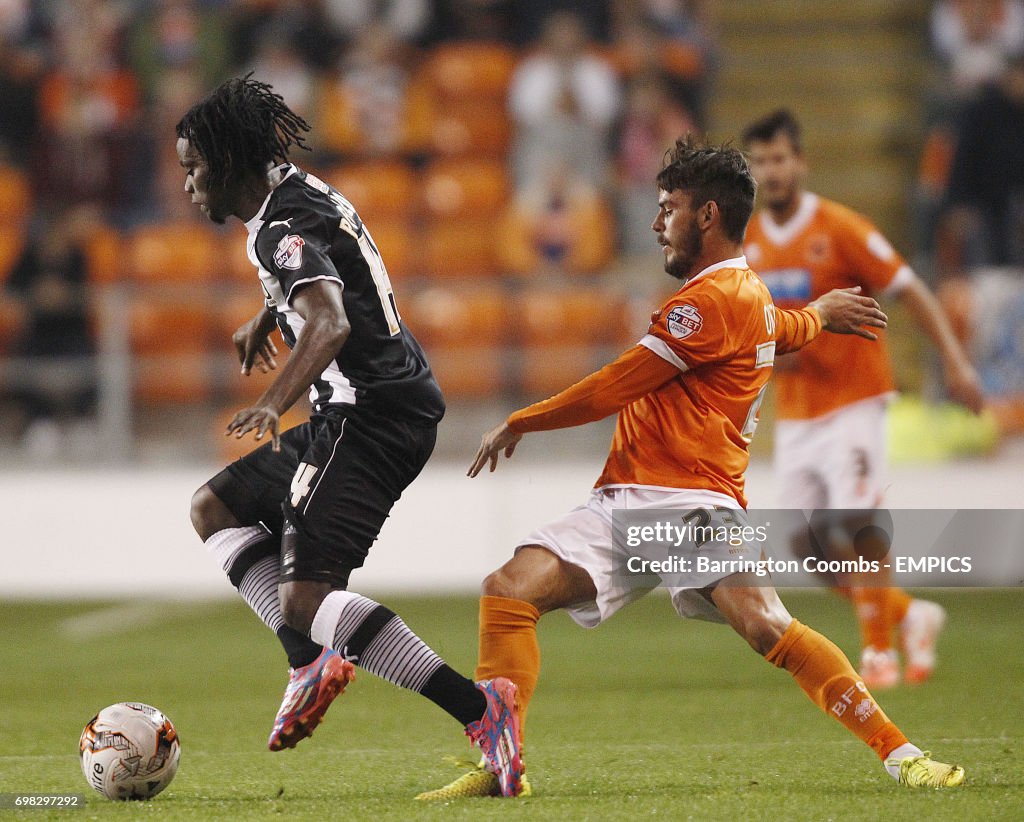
xmin=79 ymin=702 xmax=180 ymax=800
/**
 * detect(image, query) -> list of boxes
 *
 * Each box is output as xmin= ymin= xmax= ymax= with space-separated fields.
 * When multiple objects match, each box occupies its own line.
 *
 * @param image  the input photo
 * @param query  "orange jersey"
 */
xmin=744 ymin=192 xmax=913 ymax=420
xmin=508 ymin=257 xmax=822 ymax=507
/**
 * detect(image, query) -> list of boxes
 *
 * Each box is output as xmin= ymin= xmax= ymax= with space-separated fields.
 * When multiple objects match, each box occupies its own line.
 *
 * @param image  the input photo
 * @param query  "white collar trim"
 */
xmin=689 ymin=255 xmax=748 ymax=284
xmin=758 ymin=191 xmax=820 ymax=247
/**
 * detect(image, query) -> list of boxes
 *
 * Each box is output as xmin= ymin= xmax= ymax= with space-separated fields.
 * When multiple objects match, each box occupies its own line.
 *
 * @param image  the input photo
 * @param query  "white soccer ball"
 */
xmin=79 ymin=702 xmax=180 ymax=801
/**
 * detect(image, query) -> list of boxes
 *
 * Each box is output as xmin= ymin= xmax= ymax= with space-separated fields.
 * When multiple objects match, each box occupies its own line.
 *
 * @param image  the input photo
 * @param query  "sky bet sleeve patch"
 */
xmin=665 ymin=304 xmax=703 ymax=339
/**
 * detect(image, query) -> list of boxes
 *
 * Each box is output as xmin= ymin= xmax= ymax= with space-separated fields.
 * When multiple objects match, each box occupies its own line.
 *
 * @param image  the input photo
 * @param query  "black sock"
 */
xmin=276 ymin=625 xmax=323 ymax=670
xmin=420 ymin=665 xmax=488 ymax=726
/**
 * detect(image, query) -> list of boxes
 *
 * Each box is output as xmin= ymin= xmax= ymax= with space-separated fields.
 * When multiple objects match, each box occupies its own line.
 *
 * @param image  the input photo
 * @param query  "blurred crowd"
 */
xmin=919 ymin=0 xmax=1024 ymax=435
xmin=0 ymin=0 xmax=714 ymax=228
xmin=2 ymin=0 xmax=1022 ymax=457
xmin=0 ymin=0 xmax=716 ymax=455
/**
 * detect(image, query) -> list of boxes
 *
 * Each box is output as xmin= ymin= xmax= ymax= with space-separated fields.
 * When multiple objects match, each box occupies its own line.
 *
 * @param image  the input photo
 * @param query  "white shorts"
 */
xmin=515 ymin=485 xmax=758 ymax=628
xmin=774 ymin=396 xmax=889 ymax=510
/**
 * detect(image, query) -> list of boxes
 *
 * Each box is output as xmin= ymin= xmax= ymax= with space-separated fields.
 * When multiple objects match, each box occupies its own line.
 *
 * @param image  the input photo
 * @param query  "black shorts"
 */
xmin=207 ymin=407 xmax=436 ymax=588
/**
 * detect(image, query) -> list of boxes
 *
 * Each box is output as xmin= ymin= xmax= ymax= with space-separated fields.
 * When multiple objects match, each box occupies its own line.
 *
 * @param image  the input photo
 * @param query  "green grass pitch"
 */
xmin=1 ymin=590 xmax=1021 ymax=820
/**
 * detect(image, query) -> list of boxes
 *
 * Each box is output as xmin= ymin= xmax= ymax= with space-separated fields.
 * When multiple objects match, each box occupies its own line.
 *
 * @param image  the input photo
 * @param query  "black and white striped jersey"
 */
xmin=243 ymin=164 xmax=444 ymax=423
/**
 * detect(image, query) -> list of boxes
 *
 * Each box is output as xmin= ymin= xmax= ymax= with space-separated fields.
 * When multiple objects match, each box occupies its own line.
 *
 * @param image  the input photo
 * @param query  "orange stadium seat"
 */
xmin=421 ymin=158 xmax=509 ymax=220
xmin=427 ymin=99 xmax=511 ymax=158
xmin=126 ymin=223 xmax=221 ymax=284
xmin=401 ymin=284 xmax=508 ymax=348
xmin=84 ymin=224 xmax=125 ymax=284
xmin=401 ymin=285 xmax=508 ymax=398
xmin=316 ymin=83 xmax=362 ymax=155
xmin=517 ymin=288 xmax=631 ymax=346
xmin=516 ymin=288 xmax=632 ymax=397
xmin=519 ymin=345 xmax=602 ymax=398
xmin=421 ymin=218 xmax=501 ymax=278
xmin=0 ymin=165 xmax=30 ymax=223
xmin=426 ymin=346 xmax=505 ymax=399
xmin=366 ymin=217 xmax=417 ymax=281
xmin=133 ymin=353 xmax=211 ymax=405
xmin=424 ymin=42 xmax=517 ymax=102
xmin=222 ymin=233 xmax=258 ymax=283
xmin=128 ymin=298 xmax=212 ymax=403
xmin=211 ymin=289 xmax=268 ymax=352
xmin=128 ymin=299 xmax=211 ymax=355
xmin=322 ymin=161 xmax=418 ymax=222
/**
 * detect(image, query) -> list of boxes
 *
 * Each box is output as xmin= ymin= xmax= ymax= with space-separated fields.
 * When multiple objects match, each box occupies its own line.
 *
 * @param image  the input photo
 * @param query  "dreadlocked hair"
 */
xmin=176 ymin=74 xmax=311 ymax=191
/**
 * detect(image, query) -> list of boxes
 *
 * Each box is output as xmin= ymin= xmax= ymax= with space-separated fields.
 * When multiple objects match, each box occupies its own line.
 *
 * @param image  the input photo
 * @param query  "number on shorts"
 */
xmin=290 ymin=462 xmax=318 ymax=508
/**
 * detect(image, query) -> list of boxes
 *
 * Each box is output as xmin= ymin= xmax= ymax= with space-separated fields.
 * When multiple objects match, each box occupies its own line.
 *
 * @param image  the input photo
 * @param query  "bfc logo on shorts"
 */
xmin=274 ymin=234 xmax=305 ymax=269
xmin=666 ymin=305 xmax=703 ymax=339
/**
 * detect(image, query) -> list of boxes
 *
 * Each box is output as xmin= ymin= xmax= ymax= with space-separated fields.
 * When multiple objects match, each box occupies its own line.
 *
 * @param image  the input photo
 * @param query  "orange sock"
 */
xmin=887 ymin=587 xmax=913 ymax=626
xmin=766 ymin=619 xmax=908 ymax=759
xmin=850 ymin=587 xmax=892 ymax=651
xmin=475 ymin=595 xmax=540 ymax=736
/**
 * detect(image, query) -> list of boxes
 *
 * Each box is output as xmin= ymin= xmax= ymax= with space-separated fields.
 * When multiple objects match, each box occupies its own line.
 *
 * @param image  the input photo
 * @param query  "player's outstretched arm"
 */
xmin=897 ymin=277 xmax=984 ymax=413
xmin=811 ymin=286 xmax=888 ymax=339
xmin=467 ymin=346 xmax=678 ymax=477
xmin=227 ymin=280 xmax=350 ymax=451
xmin=233 ymin=305 xmax=279 ymax=375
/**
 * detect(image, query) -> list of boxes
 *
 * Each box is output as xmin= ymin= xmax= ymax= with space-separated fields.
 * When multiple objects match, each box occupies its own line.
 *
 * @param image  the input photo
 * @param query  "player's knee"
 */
xmin=190 ymin=484 xmax=244 ymax=541
xmin=190 ymin=485 xmax=233 ymax=541
xmin=279 ymin=588 xmax=313 ymax=636
xmin=745 ymin=607 xmax=791 ymax=656
xmin=481 ymin=567 xmax=518 ymax=600
xmin=279 ymin=583 xmax=327 ymax=637
xmin=480 ymin=565 xmax=550 ymax=610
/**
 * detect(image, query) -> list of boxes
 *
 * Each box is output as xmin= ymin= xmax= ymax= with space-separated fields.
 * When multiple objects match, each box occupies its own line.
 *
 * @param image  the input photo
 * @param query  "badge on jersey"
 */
xmin=665 ymin=305 xmax=703 ymax=339
xmin=274 ymin=234 xmax=305 ymax=270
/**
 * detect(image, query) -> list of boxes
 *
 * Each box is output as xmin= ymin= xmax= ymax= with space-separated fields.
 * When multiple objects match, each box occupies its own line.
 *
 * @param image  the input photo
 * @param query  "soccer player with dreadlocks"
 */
xmin=179 ymin=76 xmax=523 ymax=796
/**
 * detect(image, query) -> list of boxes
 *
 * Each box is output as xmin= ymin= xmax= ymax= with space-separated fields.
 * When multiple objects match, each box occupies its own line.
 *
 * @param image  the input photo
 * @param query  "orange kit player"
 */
xmin=741 ymin=110 xmax=984 ymax=689
xmin=418 ymin=137 xmax=964 ymax=799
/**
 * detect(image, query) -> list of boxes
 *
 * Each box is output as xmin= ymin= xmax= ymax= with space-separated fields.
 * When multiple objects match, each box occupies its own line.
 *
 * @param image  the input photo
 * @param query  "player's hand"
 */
xmin=233 ymin=314 xmax=278 ymax=376
xmin=811 ymin=287 xmax=888 ymax=340
xmin=226 ymin=404 xmax=282 ymax=452
xmin=468 ymin=422 xmax=523 ymax=477
xmin=945 ymin=359 xmax=985 ymax=414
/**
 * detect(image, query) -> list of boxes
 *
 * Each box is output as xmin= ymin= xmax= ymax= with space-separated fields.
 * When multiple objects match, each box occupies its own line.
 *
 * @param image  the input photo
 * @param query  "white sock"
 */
xmin=310 ymin=590 xmax=444 ymax=691
xmin=204 ymin=525 xmax=282 ymax=632
xmin=204 ymin=525 xmax=271 ymax=574
xmin=884 ymin=743 xmax=924 ymax=780
xmin=237 ymin=555 xmax=285 ymax=634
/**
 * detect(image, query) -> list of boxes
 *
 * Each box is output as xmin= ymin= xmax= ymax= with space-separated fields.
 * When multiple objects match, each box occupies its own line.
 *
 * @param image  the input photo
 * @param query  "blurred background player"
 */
xmin=741 ymin=109 xmax=985 ymax=688
xmin=419 ymin=137 xmax=964 ymax=799
xmin=178 ymin=76 xmax=522 ymax=796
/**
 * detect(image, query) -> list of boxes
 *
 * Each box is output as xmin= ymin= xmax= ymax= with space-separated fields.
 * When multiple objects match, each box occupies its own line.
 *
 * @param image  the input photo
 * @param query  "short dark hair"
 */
xmin=655 ymin=136 xmax=756 ymax=243
xmin=175 ymin=75 xmax=311 ymax=191
xmin=741 ymin=109 xmax=802 ymax=153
